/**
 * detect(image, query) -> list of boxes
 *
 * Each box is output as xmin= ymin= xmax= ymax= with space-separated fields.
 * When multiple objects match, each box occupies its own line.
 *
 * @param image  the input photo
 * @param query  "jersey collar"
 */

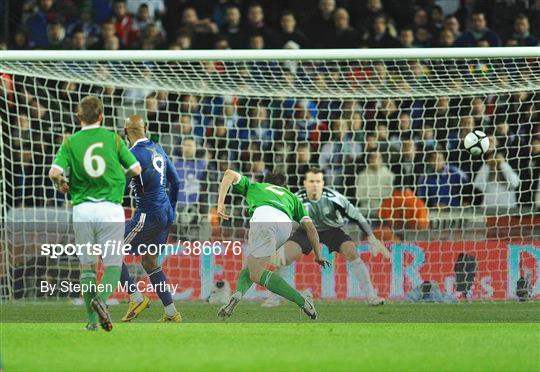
xmin=81 ymin=122 xmax=101 ymax=130
xmin=130 ymin=137 xmax=149 ymax=149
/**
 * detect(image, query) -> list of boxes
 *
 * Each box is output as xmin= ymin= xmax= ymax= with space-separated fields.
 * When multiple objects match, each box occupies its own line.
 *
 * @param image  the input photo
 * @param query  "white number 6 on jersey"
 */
xmin=83 ymin=142 xmax=106 ymax=177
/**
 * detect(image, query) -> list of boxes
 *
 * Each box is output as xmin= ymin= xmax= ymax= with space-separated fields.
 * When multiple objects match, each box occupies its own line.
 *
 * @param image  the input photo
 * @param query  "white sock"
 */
xmin=130 ymin=291 xmax=144 ymax=303
xmin=350 ymin=258 xmax=376 ymax=300
xmin=164 ymin=303 xmax=177 ymax=317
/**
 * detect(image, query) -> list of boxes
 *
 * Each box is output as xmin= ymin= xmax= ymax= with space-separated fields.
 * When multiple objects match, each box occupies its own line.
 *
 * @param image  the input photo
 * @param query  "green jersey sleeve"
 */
xmin=117 ymin=135 xmax=139 ymax=170
xmin=231 ymin=174 xmax=250 ymax=196
xmin=292 ymin=197 xmax=309 ymax=223
xmin=52 ymin=139 xmax=70 ymax=172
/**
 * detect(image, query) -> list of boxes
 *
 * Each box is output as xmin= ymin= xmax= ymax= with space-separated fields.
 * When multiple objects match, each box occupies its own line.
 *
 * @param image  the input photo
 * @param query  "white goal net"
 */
xmin=1 ymin=48 xmax=539 ymax=302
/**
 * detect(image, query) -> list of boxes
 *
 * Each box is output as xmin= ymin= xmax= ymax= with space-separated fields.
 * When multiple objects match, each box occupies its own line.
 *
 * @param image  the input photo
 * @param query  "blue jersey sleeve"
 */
xmin=166 ymin=154 xmax=180 ymax=206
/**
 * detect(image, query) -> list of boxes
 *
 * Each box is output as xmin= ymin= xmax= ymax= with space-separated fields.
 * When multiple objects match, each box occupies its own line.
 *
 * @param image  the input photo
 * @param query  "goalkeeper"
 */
xmin=264 ymin=168 xmax=390 ymax=307
xmin=216 ymin=170 xmax=329 ymax=320
xmin=49 ymin=96 xmax=142 ymax=331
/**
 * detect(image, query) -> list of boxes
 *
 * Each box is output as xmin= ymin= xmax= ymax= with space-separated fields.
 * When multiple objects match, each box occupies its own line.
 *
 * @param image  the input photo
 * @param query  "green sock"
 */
xmin=235 ymin=268 xmax=254 ymax=295
xmin=259 ymin=270 xmax=305 ymax=307
xmin=80 ymin=270 xmax=98 ymax=324
xmin=97 ymin=266 xmax=121 ymax=302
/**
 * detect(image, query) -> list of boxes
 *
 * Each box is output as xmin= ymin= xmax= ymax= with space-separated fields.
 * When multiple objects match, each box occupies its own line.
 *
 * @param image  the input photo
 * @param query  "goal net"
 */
xmin=1 ymin=48 xmax=539 ymax=302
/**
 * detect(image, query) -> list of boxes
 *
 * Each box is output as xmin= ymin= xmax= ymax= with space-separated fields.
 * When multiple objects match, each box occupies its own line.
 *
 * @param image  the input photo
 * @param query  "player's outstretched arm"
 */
xmin=217 ymin=169 xmax=241 ymax=220
xmin=301 ymin=218 xmax=329 ymax=268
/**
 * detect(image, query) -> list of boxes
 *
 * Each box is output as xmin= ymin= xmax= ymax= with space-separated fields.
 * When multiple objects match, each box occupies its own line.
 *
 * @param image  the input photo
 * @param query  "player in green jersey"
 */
xmin=216 ymin=169 xmax=329 ymax=320
xmin=49 ymin=96 xmax=142 ymax=331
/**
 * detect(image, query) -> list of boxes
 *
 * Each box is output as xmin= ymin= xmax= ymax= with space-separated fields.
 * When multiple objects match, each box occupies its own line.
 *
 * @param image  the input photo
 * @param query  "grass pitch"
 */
xmin=1 ymin=301 xmax=539 ymax=371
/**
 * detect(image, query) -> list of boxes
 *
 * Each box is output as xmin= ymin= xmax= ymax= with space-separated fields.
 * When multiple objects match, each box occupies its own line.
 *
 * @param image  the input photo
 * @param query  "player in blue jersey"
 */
xmin=119 ymin=115 xmax=182 ymax=322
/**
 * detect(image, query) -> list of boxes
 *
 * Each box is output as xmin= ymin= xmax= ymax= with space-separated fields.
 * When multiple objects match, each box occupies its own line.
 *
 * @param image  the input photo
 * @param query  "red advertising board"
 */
xmin=117 ymin=241 xmax=539 ymax=300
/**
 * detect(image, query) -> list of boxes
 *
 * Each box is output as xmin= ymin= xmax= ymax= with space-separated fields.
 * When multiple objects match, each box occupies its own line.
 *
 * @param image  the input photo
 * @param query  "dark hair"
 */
xmin=264 ymin=172 xmax=287 ymax=186
xmin=281 ymin=11 xmax=295 ymax=18
xmin=304 ymin=167 xmax=324 ymax=176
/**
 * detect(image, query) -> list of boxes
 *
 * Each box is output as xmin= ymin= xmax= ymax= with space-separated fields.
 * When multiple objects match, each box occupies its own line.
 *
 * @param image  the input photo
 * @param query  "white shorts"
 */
xmin=73 ymin=201 xmax=125 ymax=267
xmin=246 ymin=206 xmax=293 ymax=258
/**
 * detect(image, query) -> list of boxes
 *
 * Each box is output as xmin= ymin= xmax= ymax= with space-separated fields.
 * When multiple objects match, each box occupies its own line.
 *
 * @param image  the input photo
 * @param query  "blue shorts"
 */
xmin=124 ymin=210 xmax=172 ymax=256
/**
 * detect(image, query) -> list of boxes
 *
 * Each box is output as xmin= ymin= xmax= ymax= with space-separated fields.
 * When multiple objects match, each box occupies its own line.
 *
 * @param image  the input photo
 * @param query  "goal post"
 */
xmin=1 ymin=48 xmax=539 ymax=302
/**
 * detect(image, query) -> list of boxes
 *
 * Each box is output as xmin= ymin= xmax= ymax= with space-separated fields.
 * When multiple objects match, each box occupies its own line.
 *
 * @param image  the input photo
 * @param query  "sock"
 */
xmin=235 ymin=268 xmax=254 ymax=296
xmin=80 ymin=270 xmax=98 ymax=324
xmin=120 ymin=263 xmax=136 ymax=295
xmin=259 ymin=270 xmax=305 ymax=307
xmin=350 ymin=257 xmax=376 ymax=299
xmin=267 ymin=266 xmax=287 ymax=300
xmin=97 ymin=266 xmax=121 ymax=302
xmin=164 ymin=303 xmax=177 ymax=317
xmin=147 ymin=267 xmax=173 ymax=307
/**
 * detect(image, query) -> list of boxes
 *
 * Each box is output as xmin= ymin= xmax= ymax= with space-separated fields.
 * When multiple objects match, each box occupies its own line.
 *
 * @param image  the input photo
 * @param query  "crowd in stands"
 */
xmin=1 ymin=0 xmax=539 ymax=231
xmin=4 ymin=0 xmax=539 ymax=50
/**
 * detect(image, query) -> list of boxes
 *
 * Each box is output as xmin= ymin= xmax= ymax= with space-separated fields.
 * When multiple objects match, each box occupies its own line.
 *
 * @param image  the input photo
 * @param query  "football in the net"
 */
xmin=463 ymin=130 xmax=490 ymax=156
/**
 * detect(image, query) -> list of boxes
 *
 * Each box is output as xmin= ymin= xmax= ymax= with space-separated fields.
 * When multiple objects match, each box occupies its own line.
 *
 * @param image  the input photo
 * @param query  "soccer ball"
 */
xmin=464 ymin=130 xmax=490 ymax=156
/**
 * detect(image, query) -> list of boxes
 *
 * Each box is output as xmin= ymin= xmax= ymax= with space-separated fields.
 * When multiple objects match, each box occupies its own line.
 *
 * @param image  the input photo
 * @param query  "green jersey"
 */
xmin=52 ymin=125 xmax=139 ymax=205
xmin=231 ymin=175 xmax=309 ymax=223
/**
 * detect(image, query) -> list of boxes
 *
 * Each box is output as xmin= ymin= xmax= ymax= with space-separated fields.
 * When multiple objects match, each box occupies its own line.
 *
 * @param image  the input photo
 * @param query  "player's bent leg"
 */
xmin=339 ymin=241 xmax=385 ymax=306
xmin=141 ymin=255 xmax=181 ymax=322
xmin=120 ymin=263 xmax=151 ymax=322
xmin=263 ymin=241 xmax=303 ymax=307
xmin=247 ymin=255 xmax=317 ymax=319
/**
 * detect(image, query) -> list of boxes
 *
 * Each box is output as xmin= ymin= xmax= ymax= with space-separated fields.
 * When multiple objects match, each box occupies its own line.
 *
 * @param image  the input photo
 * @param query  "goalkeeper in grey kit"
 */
xmin=265 ymin=168 xmax=390 ymax=307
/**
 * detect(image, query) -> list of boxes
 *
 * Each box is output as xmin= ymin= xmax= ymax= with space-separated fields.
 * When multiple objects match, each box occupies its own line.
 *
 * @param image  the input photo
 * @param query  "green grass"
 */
xmin=1 ymin=301 xmax=539 ymax=371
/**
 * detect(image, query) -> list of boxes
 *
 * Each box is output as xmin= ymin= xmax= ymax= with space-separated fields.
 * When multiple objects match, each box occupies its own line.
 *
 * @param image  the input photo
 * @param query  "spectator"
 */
xmin=417 ymin=151 xmax=468 ymax=208
xmin=390 ymin=139 xmax=422 ymax=191
xmin=12 ymin=29 xmax=30 ymax=49
xmin=330 ymin=8 xmax=359 ymax=48
xmin=520 ymin=137 xmax=540 ymax=211
xmin=309 ymin=0 xmax=336 ymax=48
xmin=112 ymin=0 xmax=139 ymax=48
xmin=319 ymin=119 xmax=362 ymax=191
xmin=357 ymin=0 xmax=384 ymax=33
xmin=356 ymin=151 xmax=395 ymax=216
xmin=46 ymin=21 xmax=66 ymax=49
xmin=175 ymin=135 xmax=207 ymax=200
xmin=244 ymin=2 xmax=272 ymax=47
xmin=511 ymin=14 xmax=538 ymax=46
xmin=414 ymin=26 xmax=432 ymax=47
xmin=66 ymin=4 xmax=99 ymax=46
xmin=413 ymin=8 xmax=430 ymax=30
xmin=454 ymin=12 xmax=500 ymax=47
xmin=287 ymin=142 xmax=314 ymax=193
xmin=474 ymin=152 xmax=520 ymax=210
xmin=365 ymin=14 xmax=399 ymax=48
xmin=274 ymin=11 xmax=311 ymax=49
xmin=470 ymin=96 xmax=491 ymax=128
xmin=126 ymin=0 xmax=165 ymax=19
xmin=399 ymin=27 xmax=415 ymax=48
xmin=430 ymin=5 xmax=444 ymax=32
xmin=444 ymin=15 xmax=461 ymax=38
xmin=249 ymin=34 xmax=265 ymax=49
xmin=90 ymin=20 xmax=116 ymax=49
xmin=104 ymin=35 xmax=120 ymax=50
xmin=133 ymin=3 xmax=154 ymax=39
xmin=220 ymin=5 xmax=244 ymax=49
xmin=175 ymin=136 xmax=207 ymax=237
xmin=180 ymin=6 xmax=217 ymax=49
xmin=69 ymin=30 xmax=87 ymax=50
xmin=438 ymin=28 xmax=456 ymax=47
xmin=26 ymin=0 xmax=58 ymax=48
